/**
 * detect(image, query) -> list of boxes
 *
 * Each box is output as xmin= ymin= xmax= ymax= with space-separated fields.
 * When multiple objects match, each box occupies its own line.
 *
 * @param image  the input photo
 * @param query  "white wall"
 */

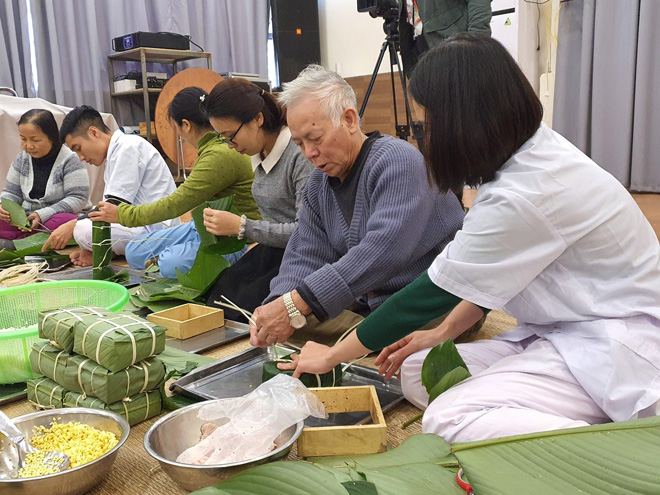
xmin=318 ymin=0 xmax=560 ymax=126
xmin=318 ymin=0 xmax=395 ymax=78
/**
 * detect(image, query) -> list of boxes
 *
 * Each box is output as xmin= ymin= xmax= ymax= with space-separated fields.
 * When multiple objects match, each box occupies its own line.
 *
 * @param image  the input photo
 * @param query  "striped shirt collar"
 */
xmin=250 ymin=126 xmax=291 ymax=174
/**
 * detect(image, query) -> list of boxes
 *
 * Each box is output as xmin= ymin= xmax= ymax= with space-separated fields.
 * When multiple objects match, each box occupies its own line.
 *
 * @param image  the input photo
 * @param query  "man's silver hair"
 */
xmin=278 ymin=64 xmax=359 ymax=128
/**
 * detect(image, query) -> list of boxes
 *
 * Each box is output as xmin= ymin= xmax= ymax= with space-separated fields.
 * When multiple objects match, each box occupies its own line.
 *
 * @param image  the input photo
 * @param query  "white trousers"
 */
xmin=400 ymin=337 xmax=611 ymax=444
xmin=74 ymin=218 xmax=147 ymax=256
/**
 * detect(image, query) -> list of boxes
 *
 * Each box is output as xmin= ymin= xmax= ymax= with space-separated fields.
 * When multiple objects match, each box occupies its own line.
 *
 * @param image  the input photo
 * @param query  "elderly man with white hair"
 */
xmin=249 ymin=65 xmax=466 ymax=347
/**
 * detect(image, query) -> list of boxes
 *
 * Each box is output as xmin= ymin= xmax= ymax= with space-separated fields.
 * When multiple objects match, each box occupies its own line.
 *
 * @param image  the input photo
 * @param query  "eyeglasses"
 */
xmin=217 ymin=122 xmax=244 ymax=146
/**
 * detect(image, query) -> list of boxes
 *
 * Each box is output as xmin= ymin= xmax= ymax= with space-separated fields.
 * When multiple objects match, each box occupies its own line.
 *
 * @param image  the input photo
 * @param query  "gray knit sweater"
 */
xmin=244 ymin=139 xmax=314 ymax=248
xmin=1 ymin=146 xmax=90 ymax=222
xmin=267 ymin=134 xmax=465 ymax=320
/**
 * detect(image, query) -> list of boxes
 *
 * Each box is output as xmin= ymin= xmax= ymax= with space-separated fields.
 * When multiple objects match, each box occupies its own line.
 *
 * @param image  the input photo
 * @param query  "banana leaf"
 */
xmin=262 ymin=354 xmax=343 ymax=388
xmin=421 ymin=339 xmax=470 ymax=397
xmin=192 ymin=195 xmax=246 ymax=254
xmin=192 ymin=418 xmax=660 ymax=495
xmin=136 ymin=278 xmax=203 ymax=303
xmin=12 ymin=232 xmax=77 ymax=255
xmin=92 ymin=221 xmax=114 ymax=280
xmin=0 ymin=249 xmax=21 ymax=260
xmin=2 ymin=198 xmax=30 ymax=230
xmin=452 ymin=416 xmax=660 ymax=495
xmin=191 ymin=434 xmax=462 ymax=495
xmin=176 ymin=245 xmax=230 ymax=292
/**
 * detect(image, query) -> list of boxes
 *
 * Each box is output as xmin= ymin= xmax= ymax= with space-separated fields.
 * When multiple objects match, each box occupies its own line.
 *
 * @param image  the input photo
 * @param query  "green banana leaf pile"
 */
xmin=190 ymin=417 xmax=660 ymax=495
xmin=26 ymin=376 xmax=67 ymax=409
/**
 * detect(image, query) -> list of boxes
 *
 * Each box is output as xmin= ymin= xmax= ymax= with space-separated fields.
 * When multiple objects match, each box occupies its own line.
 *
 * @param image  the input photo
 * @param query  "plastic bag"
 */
xmin=176 ymin=374 xmax=327 ymax=465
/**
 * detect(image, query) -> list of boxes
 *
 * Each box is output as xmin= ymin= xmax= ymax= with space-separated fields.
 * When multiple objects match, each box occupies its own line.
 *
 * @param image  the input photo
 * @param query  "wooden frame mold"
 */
xmin=147 ymin=303 xmax=224 ymax=339
xmin=298 ymin=385 xmax=387 ymax=457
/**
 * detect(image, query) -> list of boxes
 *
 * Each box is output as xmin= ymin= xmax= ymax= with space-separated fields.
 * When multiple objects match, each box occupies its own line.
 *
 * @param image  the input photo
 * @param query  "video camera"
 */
xmin=357 ymin=0 xmax=399 ymax=21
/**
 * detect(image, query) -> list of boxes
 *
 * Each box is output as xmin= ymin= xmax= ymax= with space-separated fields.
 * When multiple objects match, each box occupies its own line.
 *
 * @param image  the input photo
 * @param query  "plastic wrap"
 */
xmin=177 ymin=374 xmax=327 ymax=465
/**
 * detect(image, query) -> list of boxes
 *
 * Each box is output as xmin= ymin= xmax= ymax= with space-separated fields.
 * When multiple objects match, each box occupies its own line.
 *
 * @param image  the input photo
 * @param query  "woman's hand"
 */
xmin=27 ymin=212 xmax=41 ymax=230
xmin=89 ymin=201 xmax=119 ymax=224
xmin=203 ymin=208 xmax=241 ymax=236
xmin=42 ymin=219 xmax=76 ymax=251
xmin=0 ymin=205 xmax=11 ymax=223
xmin=375 ymin=329 xmax=446 ymax=380
xmin=277 ymin=342 xmax=338 ymax=378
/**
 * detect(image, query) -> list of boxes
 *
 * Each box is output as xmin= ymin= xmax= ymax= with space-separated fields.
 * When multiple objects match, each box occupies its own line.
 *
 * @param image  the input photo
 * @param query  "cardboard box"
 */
xmin=139 ymin=121 xmax=156 ymax=135
xmin=297 ymin=385 xmax=387 ymax=457
xmin=147 ymin=304 xmax=224 ymax=340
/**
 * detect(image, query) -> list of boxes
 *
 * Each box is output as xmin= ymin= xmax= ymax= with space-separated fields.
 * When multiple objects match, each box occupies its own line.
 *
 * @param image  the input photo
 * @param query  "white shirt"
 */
xmin=104 ymin=130 xmax=179 ymax=232
xmin=429 ymin=123 xmax=660 ymax=421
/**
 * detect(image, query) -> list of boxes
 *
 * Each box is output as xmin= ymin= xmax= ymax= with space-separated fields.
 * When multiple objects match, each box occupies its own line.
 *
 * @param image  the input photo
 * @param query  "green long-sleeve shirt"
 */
xmin=355 ymin=270 xmax=480 ymax=351
xmin=117 ymin=132 xmax=261 ymax=227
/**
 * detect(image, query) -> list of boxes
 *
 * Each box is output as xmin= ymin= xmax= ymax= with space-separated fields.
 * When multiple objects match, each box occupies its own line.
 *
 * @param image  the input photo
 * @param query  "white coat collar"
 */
xmin=250 ymin=127 xmax=291 ymax=174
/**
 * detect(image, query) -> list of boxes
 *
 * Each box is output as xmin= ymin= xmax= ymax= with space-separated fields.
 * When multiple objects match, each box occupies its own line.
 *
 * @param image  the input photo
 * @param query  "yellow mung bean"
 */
xmin=29 ymin=420 xmax=118 ymax=469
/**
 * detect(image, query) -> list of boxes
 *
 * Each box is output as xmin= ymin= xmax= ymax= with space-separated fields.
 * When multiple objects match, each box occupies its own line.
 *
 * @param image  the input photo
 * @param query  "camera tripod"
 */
xmin=359 ymin=15 xmax=424 ymax=149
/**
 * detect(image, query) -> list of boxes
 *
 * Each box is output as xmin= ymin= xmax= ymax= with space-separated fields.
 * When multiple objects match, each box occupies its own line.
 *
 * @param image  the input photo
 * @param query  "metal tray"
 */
xmin=172 ymin=346 xmax=404 ymax=427
xmin=0 ymin=383 xmax=27 ymax=406
xmin=42 ymin=264 xmax=159 ymax=288
xmin=164 ymin=320 xmax=250 ymax=354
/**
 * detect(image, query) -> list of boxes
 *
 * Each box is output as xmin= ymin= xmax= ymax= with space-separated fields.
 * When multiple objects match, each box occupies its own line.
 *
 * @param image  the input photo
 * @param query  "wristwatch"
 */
xmin=283 ymin=292 xmax=307 ymax=329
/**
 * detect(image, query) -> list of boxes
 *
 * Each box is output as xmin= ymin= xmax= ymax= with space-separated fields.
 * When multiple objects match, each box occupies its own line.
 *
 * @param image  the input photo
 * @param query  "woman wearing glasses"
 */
xmin=200 ymin=77 xmax=315 ymax=322
xmin=90 ymin=86 xmax=260 ymax=277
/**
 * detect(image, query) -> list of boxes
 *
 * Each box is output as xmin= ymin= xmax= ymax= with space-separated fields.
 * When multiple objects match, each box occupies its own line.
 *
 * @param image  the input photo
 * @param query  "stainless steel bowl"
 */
xmin=0 ymin=408 xmax=130 ymax=495
xmin=144 ymin=400 xmax=303 ymax=491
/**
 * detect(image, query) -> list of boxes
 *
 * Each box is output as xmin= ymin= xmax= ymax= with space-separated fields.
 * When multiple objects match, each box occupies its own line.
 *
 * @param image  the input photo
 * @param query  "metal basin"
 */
xmin=144 ymin=400 xmax=303 ymax=491
xmin=0 ymin=408 xmax=130 ymax=495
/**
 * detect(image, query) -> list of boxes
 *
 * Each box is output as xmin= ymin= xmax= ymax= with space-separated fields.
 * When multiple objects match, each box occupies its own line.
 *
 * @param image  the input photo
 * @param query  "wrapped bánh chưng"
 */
xmin=72 ymin=313 xmax=166 ymax=372
xmin=63 ymin=355 xmax=166 ymax=404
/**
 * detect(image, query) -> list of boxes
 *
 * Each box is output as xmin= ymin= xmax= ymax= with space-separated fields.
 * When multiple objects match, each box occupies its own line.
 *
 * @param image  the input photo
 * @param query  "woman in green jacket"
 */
xmin=90 ymin=86 xmax=260 ymax=277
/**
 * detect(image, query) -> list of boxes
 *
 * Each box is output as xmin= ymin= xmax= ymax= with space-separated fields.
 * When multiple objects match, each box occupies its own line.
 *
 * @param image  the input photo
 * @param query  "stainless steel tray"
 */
xmin=171 ymin=346 xmax=405 ymax=427
xmin=165 ymin=320 xmax=250 ymax=354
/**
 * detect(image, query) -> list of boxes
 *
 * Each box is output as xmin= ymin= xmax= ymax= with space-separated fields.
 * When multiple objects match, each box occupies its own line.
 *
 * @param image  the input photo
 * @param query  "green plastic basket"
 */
xmin=0 ymin=280 xmax=130 ymax=385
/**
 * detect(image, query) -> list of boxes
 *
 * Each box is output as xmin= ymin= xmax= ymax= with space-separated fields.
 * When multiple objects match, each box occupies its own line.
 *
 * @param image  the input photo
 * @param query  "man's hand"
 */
xmin=203 ymin=209 xmax=241 ymax=236
xmin=276 ymin=342 xmax=336 ymax=378
xmin=249 ymin=298 xmax=296 ymax=347
xmin=0 ymin=205 xmax=10 ymax=223
xmin=27 ymin=212 xmax=41 ymax=230
xmin=42 ymin=219 xmax=76 ymax=251
xmin=89 ymin=201 xmax=119 ymax=224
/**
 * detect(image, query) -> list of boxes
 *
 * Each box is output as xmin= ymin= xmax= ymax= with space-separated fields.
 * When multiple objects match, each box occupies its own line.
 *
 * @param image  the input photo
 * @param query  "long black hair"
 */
xmin=200 ymin=78 xmax=285 ymax=132
xmin=409 ymin=33 xmax=543 ymax=193
xmin=18 ymin=109 xmax=61 ymax=153
xmin=168 ymin=87 xmax=212 ymax=129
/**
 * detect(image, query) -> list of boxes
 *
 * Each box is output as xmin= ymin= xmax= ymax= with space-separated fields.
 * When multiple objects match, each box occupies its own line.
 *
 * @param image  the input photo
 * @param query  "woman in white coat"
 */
xmin=277 ymin=33 xmax=660 ymax=443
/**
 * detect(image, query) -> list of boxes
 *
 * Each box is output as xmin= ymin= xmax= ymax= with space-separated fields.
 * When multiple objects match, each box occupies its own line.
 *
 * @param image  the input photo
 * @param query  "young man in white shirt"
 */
xmin=43 ymin=105 xmax=178 ymax=266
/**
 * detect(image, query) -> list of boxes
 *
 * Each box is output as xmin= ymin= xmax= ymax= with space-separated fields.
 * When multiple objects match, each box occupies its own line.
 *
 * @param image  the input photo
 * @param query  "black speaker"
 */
xmin=271 ymin=0 xmax=321 ymax=85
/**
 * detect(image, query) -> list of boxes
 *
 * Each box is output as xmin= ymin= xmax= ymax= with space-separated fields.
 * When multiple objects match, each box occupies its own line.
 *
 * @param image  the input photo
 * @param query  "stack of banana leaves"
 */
xmin=0 ymin=232 xmax=77 ymax=269
xmin=132 ymin=196 xmax=243 ymax=312
xmin=189 ymin=417 xmax=660 ymax=495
